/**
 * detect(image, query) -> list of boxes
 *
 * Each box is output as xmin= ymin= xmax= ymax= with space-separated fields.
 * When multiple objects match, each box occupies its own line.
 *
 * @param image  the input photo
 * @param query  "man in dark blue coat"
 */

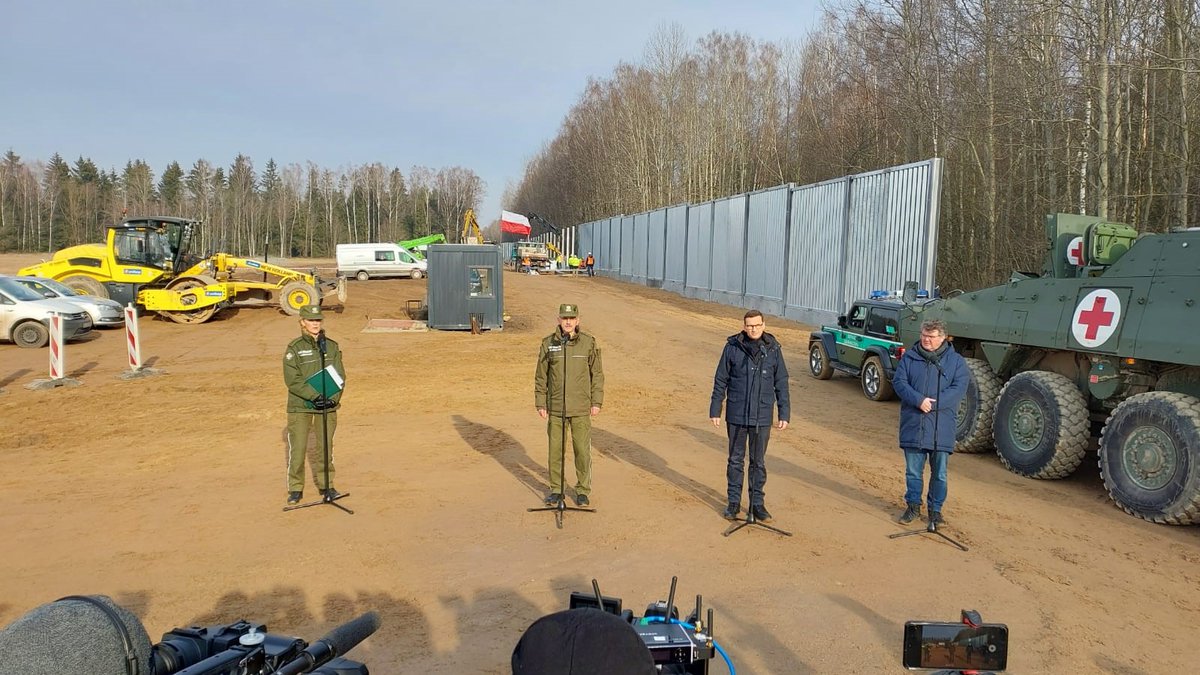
xmin=709 ymin=310 xmax=791 ymax=522
xmin=892 ymin=319 xmax=969 ymax=525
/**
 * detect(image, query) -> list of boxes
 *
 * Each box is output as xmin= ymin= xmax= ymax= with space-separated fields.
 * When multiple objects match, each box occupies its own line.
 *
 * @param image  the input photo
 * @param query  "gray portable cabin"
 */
xmin=427 ymin=244 xmax=504 ymax=330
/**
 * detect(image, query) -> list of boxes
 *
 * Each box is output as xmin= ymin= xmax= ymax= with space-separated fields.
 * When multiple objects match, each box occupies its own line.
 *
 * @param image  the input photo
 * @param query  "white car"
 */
xmin=0 ymin=277 xmax=93 ymax=348
xmin=11 ymin=275 xmax=125 ymax=327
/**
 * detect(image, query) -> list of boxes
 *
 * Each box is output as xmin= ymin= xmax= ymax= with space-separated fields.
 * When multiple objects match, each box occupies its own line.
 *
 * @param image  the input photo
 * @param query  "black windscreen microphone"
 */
xmin=317 ymin=329 xmax=328 ymax=354
xmin=273 ymin=612 xmax=379 ymax=675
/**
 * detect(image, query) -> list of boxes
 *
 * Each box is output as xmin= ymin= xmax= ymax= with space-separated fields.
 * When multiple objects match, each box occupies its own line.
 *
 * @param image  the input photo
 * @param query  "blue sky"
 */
xmin=1 ymin=1 xmax=826 ymax=224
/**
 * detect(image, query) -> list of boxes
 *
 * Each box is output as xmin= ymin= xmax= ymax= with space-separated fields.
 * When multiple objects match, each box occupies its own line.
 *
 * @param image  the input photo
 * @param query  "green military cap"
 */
xmin=299 ymin=305 xmax=324 ymax=320
xmin=558 ymin=303 xmax=578 ymax=317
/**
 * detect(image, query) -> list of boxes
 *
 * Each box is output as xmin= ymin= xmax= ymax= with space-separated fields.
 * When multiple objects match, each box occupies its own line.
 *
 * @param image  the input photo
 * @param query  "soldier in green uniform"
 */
xmin=283 ymin=305 xmax=346 ymax=505
xmin=534 ymin=303 xmax=604 ymax=506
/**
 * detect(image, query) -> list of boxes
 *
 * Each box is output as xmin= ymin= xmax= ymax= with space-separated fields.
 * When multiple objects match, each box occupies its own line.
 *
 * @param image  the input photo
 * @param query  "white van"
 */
xmin=336 ymin=243 xmax=427 ymax=280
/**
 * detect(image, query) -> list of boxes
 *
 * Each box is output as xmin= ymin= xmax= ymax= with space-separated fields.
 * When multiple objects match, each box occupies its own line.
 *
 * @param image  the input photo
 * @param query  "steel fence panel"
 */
xmin=745 ymin=186 xmax=790 ymax=303
xmin=647 ymin=208 xmax=667 ymax=282
xmin=843 ymin=161 xmax=939 ymax=309
xmin=620 ymin=216 xmax=635 ymax=276
xmin=711 ymin=196 xmax=748 ymax=295
xmin=632 ymin=213 xmax=648 ymax=280
xmin=786 ymin=179 xmax=848 ymax=317
xmin=685 ymin=202 xmax=714 ymax=291
xmin=665 ymin=205 xmax=688 ymax=284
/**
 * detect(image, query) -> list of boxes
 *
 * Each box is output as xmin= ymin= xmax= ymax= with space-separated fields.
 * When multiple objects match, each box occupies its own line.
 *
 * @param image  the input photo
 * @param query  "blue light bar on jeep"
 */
xmin=869 ymin=289 xmax=932 ymax=299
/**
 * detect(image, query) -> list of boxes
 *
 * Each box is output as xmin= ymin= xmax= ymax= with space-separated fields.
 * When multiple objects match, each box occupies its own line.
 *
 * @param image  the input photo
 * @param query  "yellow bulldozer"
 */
xmin=18 ymin=216 xmax=346 ymax=324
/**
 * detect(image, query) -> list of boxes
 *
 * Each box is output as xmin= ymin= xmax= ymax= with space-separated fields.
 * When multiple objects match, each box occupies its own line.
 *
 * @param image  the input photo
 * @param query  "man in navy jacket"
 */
xmin=709 ymin=310 xmax=791 ymax=522
xmin=892 ymin=319 xmax=969 ymax=525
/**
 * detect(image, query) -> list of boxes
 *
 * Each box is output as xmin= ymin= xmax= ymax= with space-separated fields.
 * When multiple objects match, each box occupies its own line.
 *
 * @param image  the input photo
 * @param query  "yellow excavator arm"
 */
xmin=461 ymin=209 xmax=483 ymax=244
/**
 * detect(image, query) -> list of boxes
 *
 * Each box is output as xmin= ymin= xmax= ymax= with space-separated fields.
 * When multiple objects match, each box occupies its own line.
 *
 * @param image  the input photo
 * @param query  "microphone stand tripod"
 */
xmin=285 ymin=329 xmax=353 ymax=515
xmin=722 ymin=425 xmax=792 ymax=537
xmin=722 ymin=507 xmax=793 ymax=537
xmin=888 ymin=513 xmax=967 ymax=551
xmin=889 ymin=352 xmax=964 ymax=550
xmin=528 ymin=328 xmax=595 ymax=529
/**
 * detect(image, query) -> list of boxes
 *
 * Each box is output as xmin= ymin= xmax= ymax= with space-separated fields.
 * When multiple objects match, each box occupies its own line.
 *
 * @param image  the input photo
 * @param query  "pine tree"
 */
xmin=158 ymin=161 xmax=185 ymax=212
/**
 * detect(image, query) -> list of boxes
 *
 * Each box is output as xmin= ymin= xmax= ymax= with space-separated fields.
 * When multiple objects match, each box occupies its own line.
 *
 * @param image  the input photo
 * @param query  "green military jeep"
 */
xmin=807 ymin=297 xmax=906 ymax=401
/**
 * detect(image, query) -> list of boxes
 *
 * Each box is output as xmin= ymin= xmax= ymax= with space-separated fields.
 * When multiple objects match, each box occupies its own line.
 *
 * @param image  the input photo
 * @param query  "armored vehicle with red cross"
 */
xmin=900 ymin=213 xmax=1200 ymax=525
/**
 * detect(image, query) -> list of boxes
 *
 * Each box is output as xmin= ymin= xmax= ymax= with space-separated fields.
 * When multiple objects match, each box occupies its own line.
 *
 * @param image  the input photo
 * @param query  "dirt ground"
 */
xmin=0 ymin=252 xmax=1196 ymax=674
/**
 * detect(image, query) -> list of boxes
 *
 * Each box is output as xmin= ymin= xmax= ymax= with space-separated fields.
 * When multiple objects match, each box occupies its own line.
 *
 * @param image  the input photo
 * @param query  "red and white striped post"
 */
xmin=48 ymin=314 xmax=64 ymax=381
xmin=125 ymin=304 xmax=142 ymax=371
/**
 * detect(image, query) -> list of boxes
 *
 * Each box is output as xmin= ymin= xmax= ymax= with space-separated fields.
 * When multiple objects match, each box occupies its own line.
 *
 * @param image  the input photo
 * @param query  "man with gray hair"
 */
xmin=891 ymin=318 xmax=969 ymax=525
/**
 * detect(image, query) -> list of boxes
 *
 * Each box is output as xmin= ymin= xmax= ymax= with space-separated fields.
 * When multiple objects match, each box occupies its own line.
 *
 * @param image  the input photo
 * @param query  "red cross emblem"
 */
xmin=1071 ymin=289 xmax=1121 ymax=348
xmin=1066 ymin=236 xmax=1084 ymax=266
xmin=1077 ymin=296 xmax=1114 ymax=340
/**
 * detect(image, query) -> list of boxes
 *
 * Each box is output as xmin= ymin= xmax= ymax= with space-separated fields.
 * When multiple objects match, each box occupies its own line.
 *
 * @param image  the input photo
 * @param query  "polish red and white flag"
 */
xmin=500 ymin=210 xmax=531 ymax=235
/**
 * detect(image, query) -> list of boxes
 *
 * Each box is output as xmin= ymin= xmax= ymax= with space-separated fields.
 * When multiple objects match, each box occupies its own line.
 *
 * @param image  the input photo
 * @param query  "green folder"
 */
xmin=306 ymin=364 xmax=344 ymax=396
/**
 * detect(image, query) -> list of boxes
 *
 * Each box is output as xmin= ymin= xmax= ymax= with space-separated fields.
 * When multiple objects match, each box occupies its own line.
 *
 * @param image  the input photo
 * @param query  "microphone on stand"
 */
xmin=317 ymin=329 xmax=328 ymax=355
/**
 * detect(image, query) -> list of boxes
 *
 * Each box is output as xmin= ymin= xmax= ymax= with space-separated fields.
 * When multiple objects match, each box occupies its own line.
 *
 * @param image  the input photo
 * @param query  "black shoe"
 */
xmin=574 ymin=494 xmax=590 ymax=507
xmin=544 ymin=492 xmax=563 ymax=506
xmin=751 ymin=505 xmax=773 ymax=523
xmin=322 ymin=487 xmax=342 ymax=500
xmin=929 ymin=511 xmax=944 ymax=526
xmin=899 ymin=503 xmax=921 ymax=524
xmin=722 ymin=503 xmax=741 ymax=520
xmin=287 ymin=491 xmax=302 ymax=505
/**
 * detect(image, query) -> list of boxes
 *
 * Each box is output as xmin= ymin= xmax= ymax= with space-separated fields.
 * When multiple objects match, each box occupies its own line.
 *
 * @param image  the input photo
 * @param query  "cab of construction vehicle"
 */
xmin=111 ymin=225 xmax=172 ymax=270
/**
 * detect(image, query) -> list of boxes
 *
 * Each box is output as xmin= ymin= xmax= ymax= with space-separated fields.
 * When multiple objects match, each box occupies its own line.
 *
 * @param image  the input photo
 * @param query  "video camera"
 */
xmin=150 ymin=612 xmax=377 ymax=675
xmin=903 ymin=609 xmax=1008 ymax=673
xmin=0 ymin=594 xmax=378 ymax=675
xmin=564 ymin=577 xmax=721 ymax=675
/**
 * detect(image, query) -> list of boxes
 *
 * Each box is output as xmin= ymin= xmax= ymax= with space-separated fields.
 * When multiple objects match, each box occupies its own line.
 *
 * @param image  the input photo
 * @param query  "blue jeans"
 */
xmin=904 ymin=449 xmax=948 ymax=512
xmin=727 ymin=424 xmax=770 ymax=507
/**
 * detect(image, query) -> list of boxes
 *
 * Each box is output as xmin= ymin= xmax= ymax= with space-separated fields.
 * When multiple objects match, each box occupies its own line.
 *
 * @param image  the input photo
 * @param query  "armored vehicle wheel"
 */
xmin=993 ymin=371 xmax=1089 ymax=478
xmin=63 ymin=275 xmax=109 ymax=299
xmin=279 ymin=280 xmax=318 ymax=315
xmin=162 ymin=275 xmax=220 ymax=324
xmin=356 ymin=271 xmax=370 ymax=281
xmin=955 ymin=358 xmax=1001 ymax=453
xmin=808 ymin=342 xmax=833 ymax=380
xmin=861 ymin=355 xmax=894 ymax=401
xmin=411 ymin=269 xmax=424 ymax=280
xmin=1098 ymin=392 xmax=1200 ymax=525
xmin=13 ymin=320 xmax=49 ymax=348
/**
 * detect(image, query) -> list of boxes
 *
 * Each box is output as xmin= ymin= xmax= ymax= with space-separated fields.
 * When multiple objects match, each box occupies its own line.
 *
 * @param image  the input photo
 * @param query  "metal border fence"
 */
xmin=546 ymin=159 xmax=941 ymax=327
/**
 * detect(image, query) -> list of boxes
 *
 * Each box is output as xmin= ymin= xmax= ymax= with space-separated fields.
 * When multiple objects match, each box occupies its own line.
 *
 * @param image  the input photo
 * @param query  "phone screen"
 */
xmin=903 ymin=621 xmax=1008 ymax=670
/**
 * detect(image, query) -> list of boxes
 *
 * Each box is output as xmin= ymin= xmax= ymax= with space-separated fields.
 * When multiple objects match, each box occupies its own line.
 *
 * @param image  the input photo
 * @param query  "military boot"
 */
xmin=899 ymin=502 xmax=921 ymax=524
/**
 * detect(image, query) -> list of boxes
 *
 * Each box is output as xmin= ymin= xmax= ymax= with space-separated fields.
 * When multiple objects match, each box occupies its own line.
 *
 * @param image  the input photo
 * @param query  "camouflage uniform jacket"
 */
xmin=283 ymin=332 xmax=346 ymax=413
xmin=534 ymin=328 xmax=604 ymax=417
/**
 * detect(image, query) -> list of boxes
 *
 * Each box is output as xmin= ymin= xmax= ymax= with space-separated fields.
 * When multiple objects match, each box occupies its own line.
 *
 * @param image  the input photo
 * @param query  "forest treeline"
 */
xmin=0 ymin=152 xmax=484 ymax=259
xmin=507 ymin=1 xmax=1199 ymax=290
xmin=4 ymin=1 xmax=1198 ymax=291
